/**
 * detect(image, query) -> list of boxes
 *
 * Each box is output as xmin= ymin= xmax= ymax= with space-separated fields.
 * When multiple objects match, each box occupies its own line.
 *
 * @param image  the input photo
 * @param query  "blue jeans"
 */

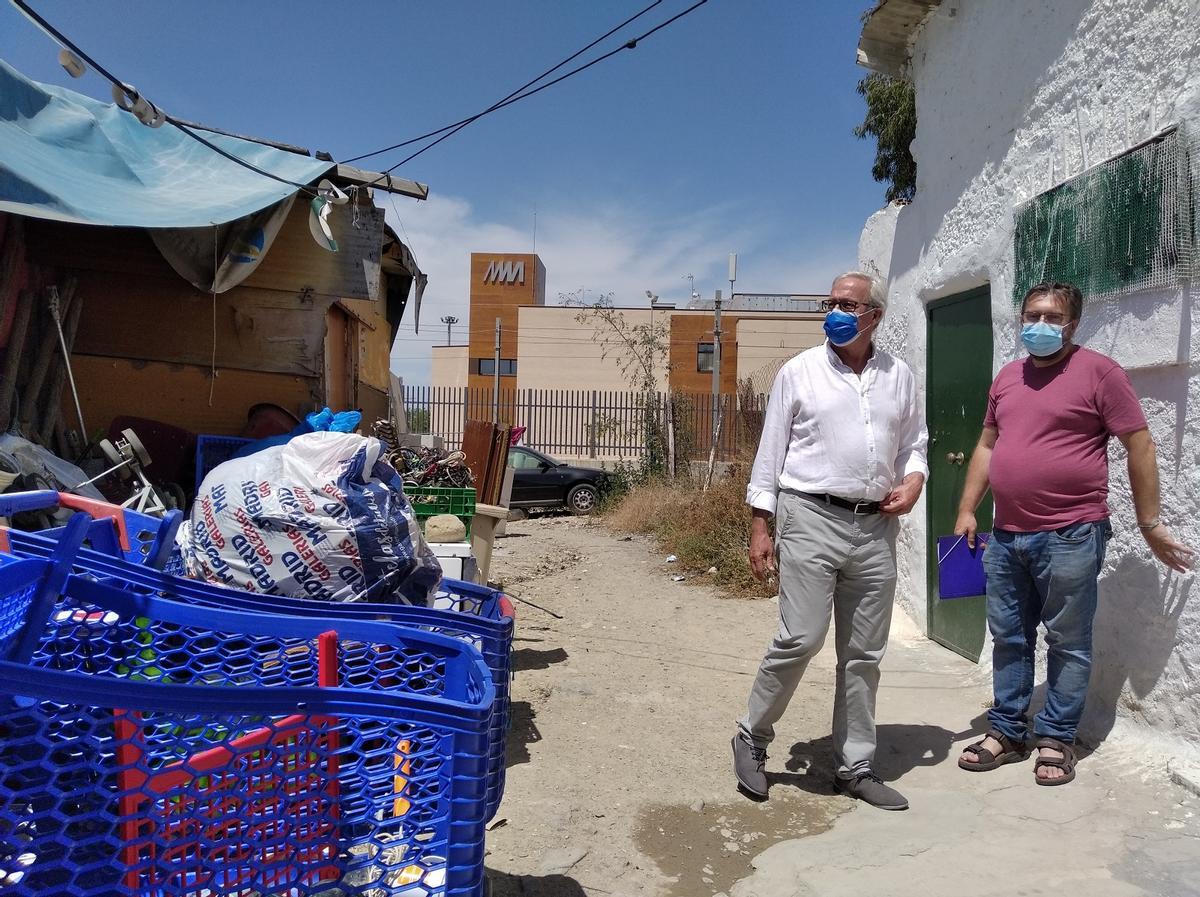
xmin=983 ymin=519 xmax=1112 ymax=744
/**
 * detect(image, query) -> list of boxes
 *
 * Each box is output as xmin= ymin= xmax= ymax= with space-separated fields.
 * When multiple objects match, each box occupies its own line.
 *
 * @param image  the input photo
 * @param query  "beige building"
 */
xmin=429 ymin=252 xmax=826 ymax=395
xmin=430 ymin=344 xmax=469 ymax=390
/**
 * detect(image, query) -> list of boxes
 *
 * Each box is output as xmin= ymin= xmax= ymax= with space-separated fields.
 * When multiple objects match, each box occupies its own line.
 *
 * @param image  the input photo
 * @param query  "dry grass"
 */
xmin=601 ymin=471 xmax=766 ymax=598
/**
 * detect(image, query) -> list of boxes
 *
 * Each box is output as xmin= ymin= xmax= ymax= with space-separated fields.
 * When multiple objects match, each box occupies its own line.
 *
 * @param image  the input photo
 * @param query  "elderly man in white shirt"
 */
xmin=732 ymin=270 xmax=928 ymax=811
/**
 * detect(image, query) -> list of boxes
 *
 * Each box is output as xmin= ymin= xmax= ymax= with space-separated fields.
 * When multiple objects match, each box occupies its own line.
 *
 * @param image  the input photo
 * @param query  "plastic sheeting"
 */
xmin=0 ymin=58 xmax=333 ymax=228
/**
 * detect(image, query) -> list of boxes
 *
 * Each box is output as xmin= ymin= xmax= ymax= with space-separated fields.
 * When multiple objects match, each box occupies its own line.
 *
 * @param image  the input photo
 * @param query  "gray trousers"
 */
xmin=738 ymin=490 xmax=899 ymax=779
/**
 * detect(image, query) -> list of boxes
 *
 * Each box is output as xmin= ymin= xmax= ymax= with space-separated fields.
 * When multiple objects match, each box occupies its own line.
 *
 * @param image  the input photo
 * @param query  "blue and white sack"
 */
xmin=178 ymin=431 xmax=441 ymax=604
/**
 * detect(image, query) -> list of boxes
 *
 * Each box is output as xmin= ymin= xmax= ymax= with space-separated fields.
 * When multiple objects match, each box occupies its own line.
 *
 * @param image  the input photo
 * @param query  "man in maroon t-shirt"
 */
xmin=953 ymin=282 xmax=1191 ymax=786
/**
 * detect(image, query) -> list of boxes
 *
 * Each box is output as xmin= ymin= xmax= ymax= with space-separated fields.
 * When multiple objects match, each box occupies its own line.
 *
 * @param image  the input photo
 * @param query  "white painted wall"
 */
xmin=860 ymin=0 xmax=1200 ymax=747
xmin=429 ymin=345 xmax=469 ymax=389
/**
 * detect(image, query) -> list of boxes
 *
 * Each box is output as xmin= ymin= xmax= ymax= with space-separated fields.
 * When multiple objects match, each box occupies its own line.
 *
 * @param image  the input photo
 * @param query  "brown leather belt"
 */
xmin=795 ymin=491 xmax=882 ymax=515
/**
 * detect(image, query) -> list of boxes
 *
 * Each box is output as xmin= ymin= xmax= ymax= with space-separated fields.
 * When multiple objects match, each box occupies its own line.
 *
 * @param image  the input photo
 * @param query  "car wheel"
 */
xmin=566 ymin=483 xmax=598 ymax=515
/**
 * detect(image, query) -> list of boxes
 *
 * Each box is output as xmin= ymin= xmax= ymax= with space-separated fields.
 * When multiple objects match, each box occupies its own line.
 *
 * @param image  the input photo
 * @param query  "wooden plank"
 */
xmin=69 ymin=272 xmax=330 ymax=376
xmin=354 ymin=302 xmax=392 ymax=392
xmin=0 ymin=290 xmax=34 ymax=431
xmin=23 ymin=218 xmax=175 ymax=279
xmin=65 ymin=355 xmax=319 ymax=436
xmin=357 ymin=383 xmax=388 ymax=425
xmin=462 ymin=419 xmax=496 ymax=493
xmin=335 ymin=164 xmax=429 ymax=202
xmin=324 ymin=305 xmax=350 ymax=411
xmin=242 ymin=198 xmax=383 ymax=301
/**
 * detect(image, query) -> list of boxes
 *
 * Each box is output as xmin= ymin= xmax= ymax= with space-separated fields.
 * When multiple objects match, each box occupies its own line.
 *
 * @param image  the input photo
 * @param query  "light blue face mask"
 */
xmin=1021 ymin=320 xmax=1065 ymax=357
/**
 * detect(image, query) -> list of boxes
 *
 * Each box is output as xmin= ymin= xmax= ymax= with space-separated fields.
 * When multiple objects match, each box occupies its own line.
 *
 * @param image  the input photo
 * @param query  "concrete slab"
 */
xmin=729 ymin=637 xmax=1200 ymax=897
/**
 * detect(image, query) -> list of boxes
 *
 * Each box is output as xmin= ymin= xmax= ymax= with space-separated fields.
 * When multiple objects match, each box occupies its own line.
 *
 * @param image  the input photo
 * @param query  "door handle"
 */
xmin=946 ymin=451 xmax=965 ymax=465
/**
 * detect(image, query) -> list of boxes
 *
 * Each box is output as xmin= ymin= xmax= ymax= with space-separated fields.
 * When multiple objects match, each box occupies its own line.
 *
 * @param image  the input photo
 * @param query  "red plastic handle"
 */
xmin=56 ymin=492 xmax=131 ymax=552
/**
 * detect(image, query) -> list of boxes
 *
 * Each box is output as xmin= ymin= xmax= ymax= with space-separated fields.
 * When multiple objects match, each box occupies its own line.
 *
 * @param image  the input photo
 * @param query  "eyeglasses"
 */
xmin=820 ymin=298 xmax=876 ymax=314
xmin=1020 ymin=311 xmax=1068 ymax=325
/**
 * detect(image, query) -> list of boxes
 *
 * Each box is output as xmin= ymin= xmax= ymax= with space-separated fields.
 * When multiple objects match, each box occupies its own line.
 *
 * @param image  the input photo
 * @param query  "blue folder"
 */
xmin=936 ymin=533 xmax=990 ymax=599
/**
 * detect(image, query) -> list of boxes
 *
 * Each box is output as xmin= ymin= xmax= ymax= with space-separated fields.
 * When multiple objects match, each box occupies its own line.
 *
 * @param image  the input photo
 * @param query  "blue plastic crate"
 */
xmin=3 ymin=524 xmax=515 ymax=822
xmin=0 ymin=490 xmax=182 ymax=569
xmin=193 ymin=434 xmax=252 ymax=493
xmin=0 ymin=542 xmax=494 ymax=896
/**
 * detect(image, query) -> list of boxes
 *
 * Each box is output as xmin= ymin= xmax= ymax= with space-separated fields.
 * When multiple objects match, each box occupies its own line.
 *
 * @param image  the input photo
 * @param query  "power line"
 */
xmin=342 ymin=0 xmax=665 ymax=165
xmin=14 ymin=0 xmax=711 ymax=197
xmin=11 ymin=0 xmax=319 ymax=194
xmin=356 ymin=0 xmax=711 ymax=177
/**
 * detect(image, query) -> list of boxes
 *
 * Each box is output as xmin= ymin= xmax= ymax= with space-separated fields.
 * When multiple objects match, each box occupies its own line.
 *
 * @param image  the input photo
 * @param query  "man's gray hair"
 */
xmin=833 ymin=270 xmax=887 ymax=310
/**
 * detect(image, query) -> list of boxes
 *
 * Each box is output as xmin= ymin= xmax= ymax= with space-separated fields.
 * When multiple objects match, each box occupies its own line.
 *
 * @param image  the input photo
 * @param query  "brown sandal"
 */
xmin=1033 ymin=737 xmax=1076 ymax=786
xmin=958 ymin=728 xmax=1028 ymax=771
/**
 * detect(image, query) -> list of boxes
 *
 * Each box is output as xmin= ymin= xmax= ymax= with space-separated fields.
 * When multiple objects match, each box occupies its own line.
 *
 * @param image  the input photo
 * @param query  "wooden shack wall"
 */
xmin=12 ymin=207 xmax=400 ymax=441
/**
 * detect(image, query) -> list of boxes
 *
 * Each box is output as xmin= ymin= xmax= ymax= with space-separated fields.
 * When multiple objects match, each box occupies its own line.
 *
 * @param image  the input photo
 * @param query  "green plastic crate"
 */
xmin=406 ymin=486 xmax=477 ymax=537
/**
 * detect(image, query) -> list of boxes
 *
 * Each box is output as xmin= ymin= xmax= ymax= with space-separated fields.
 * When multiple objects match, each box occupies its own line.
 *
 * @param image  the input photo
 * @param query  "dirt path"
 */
xmin=482 ymin=515 xmax=1200 ymax=897
xmin=483 ymin=515 xmax=851 ymax=897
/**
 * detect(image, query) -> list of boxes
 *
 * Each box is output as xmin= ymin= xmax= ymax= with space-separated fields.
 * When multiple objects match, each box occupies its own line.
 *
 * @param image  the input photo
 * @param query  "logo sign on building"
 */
xmin=483 ymin=260 xmax=525 ymax=285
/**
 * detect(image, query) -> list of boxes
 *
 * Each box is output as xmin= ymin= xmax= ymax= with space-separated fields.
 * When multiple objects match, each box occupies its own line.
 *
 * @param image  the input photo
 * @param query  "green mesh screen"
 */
xmin=1012 ymin=127 xmax=1194 ymax=305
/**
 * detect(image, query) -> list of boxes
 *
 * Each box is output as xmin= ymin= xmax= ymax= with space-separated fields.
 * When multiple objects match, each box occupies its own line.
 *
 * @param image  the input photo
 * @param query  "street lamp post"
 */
xmin=439 ymin=315 xmax=458 ymax=346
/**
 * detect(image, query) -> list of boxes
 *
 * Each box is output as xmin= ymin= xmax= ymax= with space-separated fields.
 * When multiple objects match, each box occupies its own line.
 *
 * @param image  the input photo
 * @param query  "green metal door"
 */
xmin=926 ymin=286 xmax=994 ymax=661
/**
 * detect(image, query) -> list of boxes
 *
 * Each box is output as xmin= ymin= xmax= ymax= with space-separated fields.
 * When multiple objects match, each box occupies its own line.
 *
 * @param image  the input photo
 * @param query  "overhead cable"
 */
xmin=10 ymin=0 xmax=319 ymax=195
xmin=371 ymin=0 xmax=710 ymax=175
xmin=341 ymin=0 xmax=666 ymax=165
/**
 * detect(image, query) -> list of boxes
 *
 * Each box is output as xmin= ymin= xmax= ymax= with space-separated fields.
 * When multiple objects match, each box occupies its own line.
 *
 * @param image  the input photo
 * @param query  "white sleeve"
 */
xmin=893 ymin=367 xmax=929 ymax=481
xmin=745 ymin=365 xmax=797 ymax=514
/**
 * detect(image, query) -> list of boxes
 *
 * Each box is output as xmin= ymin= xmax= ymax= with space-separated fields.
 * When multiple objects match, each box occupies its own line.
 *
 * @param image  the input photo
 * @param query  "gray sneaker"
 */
xmin=732 ymin=735 xmax=769 ymax=800
xmin=834 ymin=772 xmax=909 ymax=810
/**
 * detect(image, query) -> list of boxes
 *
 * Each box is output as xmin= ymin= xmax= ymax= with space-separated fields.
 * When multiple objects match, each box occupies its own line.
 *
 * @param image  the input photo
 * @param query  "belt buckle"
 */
xmin=852 ymin=499 xmax=873 ymax=515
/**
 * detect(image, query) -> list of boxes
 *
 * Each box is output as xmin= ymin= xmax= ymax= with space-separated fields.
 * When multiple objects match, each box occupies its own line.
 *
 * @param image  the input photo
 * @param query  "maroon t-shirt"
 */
xmin=984 ymin=346 xmax=1147 ymax=532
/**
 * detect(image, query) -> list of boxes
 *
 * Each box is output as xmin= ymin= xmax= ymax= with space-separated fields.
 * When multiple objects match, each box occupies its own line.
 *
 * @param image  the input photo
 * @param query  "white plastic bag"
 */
xmin=178 ymin=431 xmax=440 ymax=604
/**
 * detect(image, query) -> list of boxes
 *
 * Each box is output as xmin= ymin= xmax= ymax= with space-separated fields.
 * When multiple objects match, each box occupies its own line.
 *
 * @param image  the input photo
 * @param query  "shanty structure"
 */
xmin=0 ymin=58 xmax=428 ymax=481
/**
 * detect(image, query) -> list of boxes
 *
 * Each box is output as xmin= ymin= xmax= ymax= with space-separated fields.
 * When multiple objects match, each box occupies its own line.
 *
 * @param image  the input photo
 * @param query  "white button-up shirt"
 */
xmin=746 ymin=341 xmax=929 ymax=514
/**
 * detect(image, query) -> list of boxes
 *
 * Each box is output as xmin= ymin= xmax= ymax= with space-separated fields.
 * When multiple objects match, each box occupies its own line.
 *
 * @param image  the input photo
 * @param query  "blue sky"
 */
xmin=0 ymin=1 xmax=886 ymax=383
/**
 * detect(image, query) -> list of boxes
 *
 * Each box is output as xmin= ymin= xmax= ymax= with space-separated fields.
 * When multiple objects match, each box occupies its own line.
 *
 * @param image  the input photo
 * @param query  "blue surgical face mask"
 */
xmin=824 ymin=308 xmax=874 ymax=347
xmin=1021 ymin=321 xmax=1065 ymax=357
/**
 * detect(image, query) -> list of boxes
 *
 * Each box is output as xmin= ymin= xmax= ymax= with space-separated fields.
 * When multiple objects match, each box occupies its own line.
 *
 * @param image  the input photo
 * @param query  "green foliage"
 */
xmin=603 ymin=476 xmax=763 ymax=597
xmin=406 ymin=408 xmax=430 ymax=433
xmin=854 ymin=73 xmax=917 ymax=203
xmin=565 ymin=289 xmax=672 ymax=477
xmin=597 ymin=458 xmax=651 ymax=508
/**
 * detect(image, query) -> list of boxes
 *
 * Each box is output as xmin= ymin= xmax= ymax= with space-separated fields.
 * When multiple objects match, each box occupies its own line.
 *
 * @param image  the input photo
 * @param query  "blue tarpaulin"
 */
xmin=0 ymin=57 xmax=334 ymax=228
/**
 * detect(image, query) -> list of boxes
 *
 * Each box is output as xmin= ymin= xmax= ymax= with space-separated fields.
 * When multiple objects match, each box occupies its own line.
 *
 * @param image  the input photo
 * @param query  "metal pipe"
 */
xmin=492 ymin=317 xmax=501 ymax=422
xmin=49 ymin=285 xmax=87 ymax=438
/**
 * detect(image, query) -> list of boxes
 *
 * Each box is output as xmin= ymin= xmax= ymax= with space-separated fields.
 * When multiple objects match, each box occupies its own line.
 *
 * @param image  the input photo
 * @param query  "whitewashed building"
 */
xmin=857 ymin=0 xmax=1200 ymax=749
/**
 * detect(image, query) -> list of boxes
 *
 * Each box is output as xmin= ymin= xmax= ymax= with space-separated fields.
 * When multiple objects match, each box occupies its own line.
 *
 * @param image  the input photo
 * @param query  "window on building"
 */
xmin=697 ymin=342 xmax=715 ymax=373
xmin=474 ymin=358 xmax=518 ymax=376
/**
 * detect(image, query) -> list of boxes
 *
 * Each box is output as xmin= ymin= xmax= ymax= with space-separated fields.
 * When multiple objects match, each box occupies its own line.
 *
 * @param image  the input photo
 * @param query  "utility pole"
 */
xmin=705 ymin=253 xmax=736 ymax=490
xmin=711 ymin=288 xmax=722 ymax=401
xmin=492 ymin=317 xmax=502 ymax=423
xmin=440 ymin=315 xmax=458 ymax=346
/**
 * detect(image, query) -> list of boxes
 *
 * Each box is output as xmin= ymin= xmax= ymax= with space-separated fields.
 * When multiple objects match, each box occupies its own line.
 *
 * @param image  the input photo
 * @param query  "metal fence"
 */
xmin=402 ymin=386 xmax=768 ymax=462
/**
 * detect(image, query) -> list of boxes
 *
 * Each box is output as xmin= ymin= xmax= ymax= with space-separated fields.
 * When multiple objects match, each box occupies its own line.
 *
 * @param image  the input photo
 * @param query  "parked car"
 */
xmin=506 ymin=447 xmax=608 ymax=515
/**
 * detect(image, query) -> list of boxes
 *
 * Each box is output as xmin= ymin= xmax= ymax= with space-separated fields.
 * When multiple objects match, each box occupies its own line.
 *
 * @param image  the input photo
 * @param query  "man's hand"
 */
xmin=954 ymin=510 xmax=978 ymax=549
xmin=748 ymin=513 xmax=776 ymax=582
xmin=1143 ymin=524 xmax=1194 ymax=573
xmin=880 ymin=474 xmax=924 ymax=516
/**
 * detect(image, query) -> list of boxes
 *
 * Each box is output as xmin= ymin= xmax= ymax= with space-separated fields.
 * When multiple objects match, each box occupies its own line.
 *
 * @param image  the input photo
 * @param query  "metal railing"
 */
xmin=402 ymin=386 xmax=767 ymax=462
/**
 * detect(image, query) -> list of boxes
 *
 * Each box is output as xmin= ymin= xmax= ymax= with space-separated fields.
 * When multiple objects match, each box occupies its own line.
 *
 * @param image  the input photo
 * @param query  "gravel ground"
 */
xmin=483 ymin=515 xmax=848 ymax=897
xmin=481 ymin=515 xmax=1200 ymax=897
